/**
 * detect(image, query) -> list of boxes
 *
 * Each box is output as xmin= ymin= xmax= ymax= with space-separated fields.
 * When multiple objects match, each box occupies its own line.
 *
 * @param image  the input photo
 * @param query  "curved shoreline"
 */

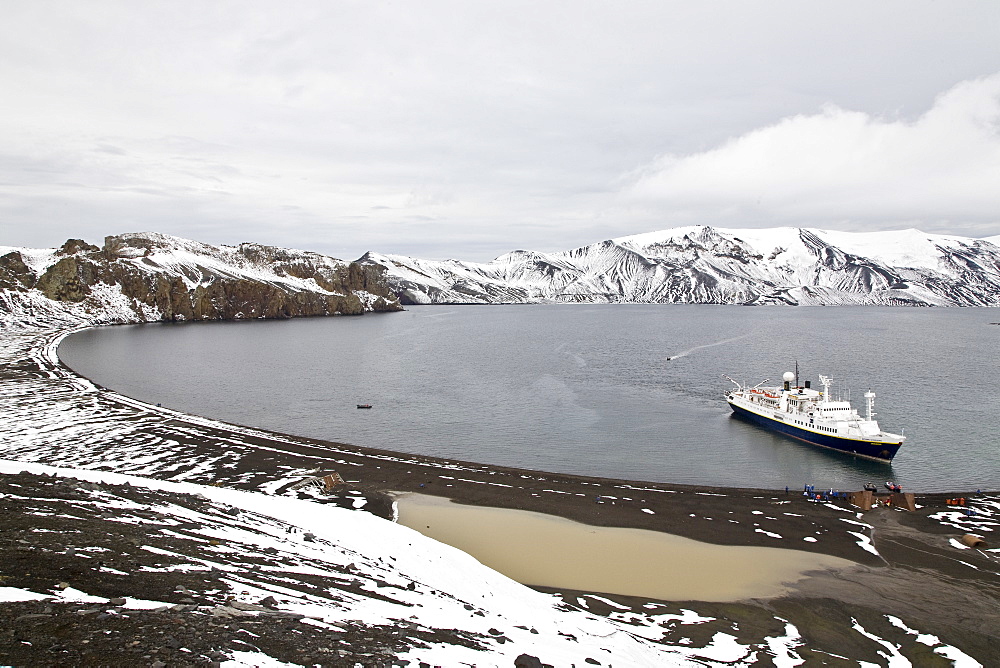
xmin=55 ymin=322 xmax=987 ymax=496
xmin=28 ymin=324 xmax=983 ymax=561
xmin=4 ymin=325 xmax=873 ymax=562
xmin=52 ymin=323 xmax=780 ymax=494
xmin=2 ymin=322 xmax=1000 ymax=662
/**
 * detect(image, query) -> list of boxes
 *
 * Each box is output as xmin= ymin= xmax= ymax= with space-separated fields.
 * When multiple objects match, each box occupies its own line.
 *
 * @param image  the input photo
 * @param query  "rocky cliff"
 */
xmin=0 ymin=233 xmax=402 ymax=328
xmin=360 ymin=226 xmax=1000 ymax=306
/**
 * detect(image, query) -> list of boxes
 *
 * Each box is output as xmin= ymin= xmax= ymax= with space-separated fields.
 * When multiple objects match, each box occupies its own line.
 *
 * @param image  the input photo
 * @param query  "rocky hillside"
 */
xmin=0 ymin=233 xmax=402 ymax=328
xmin=361 ymin=226 xmax=1000 ymax=306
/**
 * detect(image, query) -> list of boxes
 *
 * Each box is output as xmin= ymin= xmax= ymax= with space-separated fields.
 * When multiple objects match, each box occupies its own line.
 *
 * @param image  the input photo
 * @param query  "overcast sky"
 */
xmin=2 ymin=1 xmax=999 ymax=261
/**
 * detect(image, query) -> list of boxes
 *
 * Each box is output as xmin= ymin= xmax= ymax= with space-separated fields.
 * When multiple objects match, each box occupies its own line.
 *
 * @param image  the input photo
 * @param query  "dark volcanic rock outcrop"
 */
xmin=0 ymin=232 xmax=402 ymax=325
xmin=0 ymin=252 xmax=36 ymax=291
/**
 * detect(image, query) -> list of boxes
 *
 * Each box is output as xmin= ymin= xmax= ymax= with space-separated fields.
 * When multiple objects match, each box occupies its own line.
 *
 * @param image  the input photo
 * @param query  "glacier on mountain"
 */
xmin=361 ymin=226 xmax=1000 ymax=306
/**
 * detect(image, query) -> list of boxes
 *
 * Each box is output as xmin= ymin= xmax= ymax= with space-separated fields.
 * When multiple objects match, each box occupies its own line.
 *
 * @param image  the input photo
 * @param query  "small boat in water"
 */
xmin=357 ymin=404 xmax=372 ymax=409
xmin=724 ymin=370 xmax=905 ymax=462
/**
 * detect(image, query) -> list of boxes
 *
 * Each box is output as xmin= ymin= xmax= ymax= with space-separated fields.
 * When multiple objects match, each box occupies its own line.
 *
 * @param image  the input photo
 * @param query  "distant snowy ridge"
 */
xmin=361 ymin=226 xmax=1000 ymax=306
xmin=0 ymin=232 xmax=402 ymax=329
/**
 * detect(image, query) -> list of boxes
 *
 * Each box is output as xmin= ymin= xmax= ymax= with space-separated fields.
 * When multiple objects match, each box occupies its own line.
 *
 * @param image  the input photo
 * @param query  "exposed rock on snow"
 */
xmin=0 ymin=232 xmax=402 ymax=328
xmin=360 ymin=226 xmax=1000 ymax=306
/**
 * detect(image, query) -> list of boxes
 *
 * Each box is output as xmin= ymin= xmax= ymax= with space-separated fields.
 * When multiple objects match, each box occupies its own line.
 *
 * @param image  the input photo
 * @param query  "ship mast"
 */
xmin=864 ymin=389 xmax=876 ymax=421
xmin=818 ymin=374 xmax=832 ymax=403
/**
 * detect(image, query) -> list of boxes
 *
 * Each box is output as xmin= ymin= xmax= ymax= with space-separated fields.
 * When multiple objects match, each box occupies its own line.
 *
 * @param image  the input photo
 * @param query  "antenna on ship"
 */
xmin=795 ymin=361 xmax=799 ymax=388
xmin=818 ymin=375 xmax=832 ymax=403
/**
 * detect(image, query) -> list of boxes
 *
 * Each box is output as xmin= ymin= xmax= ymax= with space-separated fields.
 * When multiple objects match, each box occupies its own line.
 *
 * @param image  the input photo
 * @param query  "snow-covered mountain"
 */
xmin=0 ymin=232 xmax=401 ymax=328
xmin=5 ymin=227 xmax=999 ymax=325
xmin=361 ymin=226 xmax=1000 ymax=306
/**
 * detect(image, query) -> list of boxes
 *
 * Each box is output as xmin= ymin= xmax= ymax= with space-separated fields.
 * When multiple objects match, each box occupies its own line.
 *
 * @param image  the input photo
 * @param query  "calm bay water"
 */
xmin=59 ymin=305 xmax=1000 ymax=492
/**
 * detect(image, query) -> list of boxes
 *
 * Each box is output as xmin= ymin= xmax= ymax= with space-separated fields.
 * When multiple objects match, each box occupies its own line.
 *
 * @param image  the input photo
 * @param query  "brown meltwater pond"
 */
xmin=395 ymin=493 xmax=855 ymax=602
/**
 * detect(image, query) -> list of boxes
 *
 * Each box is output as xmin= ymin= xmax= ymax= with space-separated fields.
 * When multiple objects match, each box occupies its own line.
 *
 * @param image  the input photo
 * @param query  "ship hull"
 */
xmin=728 ymin=401 xmax=902 ymax=462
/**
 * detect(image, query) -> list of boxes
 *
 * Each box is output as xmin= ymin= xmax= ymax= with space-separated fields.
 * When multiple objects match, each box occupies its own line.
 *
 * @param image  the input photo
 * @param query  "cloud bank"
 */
xmin=627 ymin=74 xmax=1000 ymax=238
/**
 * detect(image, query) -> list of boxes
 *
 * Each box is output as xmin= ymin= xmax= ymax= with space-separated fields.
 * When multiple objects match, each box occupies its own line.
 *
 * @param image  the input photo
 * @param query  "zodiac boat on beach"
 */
xmin=724 ymin=371 xmax=905 ymax=462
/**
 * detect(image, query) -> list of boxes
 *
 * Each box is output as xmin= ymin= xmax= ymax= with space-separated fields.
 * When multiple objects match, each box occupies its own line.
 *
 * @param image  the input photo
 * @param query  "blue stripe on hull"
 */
xmin=728 ymin=402 xmax=901 ymax=462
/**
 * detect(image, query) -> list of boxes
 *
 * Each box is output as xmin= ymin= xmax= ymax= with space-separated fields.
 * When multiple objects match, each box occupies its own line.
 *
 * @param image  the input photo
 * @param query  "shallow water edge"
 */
xmin=394 ymin=492 xmax=856 ymax=602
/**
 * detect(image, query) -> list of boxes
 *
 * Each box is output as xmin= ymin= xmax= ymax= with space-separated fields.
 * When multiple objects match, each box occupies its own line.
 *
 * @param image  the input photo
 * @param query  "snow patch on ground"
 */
xmin=885 ymin=616 xmax=984 ymax=667
xmin=755 ymin=528 xmax=784 ymax=539
xmin=0 ymin=587 xmax=50 ymax=602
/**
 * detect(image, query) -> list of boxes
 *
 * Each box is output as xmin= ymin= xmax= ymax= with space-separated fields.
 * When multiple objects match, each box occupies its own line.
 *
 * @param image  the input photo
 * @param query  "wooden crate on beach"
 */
xmin=848 ymin=490 xmax=874 ymax=511
xmin=888 ymin=492 xmax=916 ymax=511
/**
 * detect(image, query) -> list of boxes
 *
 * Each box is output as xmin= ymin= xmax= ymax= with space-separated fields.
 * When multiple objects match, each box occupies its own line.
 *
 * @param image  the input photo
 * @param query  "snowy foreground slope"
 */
xmin=4 ymin=455 xmax=987 ymax=667
xmin=0 ymin=460 xmax=717 ymax=667
xmin=361 ymin=226 xmax=1000 ymax=306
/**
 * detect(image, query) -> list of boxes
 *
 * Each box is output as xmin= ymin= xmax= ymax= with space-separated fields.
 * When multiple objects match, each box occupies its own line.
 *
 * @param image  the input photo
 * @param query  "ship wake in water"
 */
xmin=666 ymin=333 xmax=750 ymax=361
